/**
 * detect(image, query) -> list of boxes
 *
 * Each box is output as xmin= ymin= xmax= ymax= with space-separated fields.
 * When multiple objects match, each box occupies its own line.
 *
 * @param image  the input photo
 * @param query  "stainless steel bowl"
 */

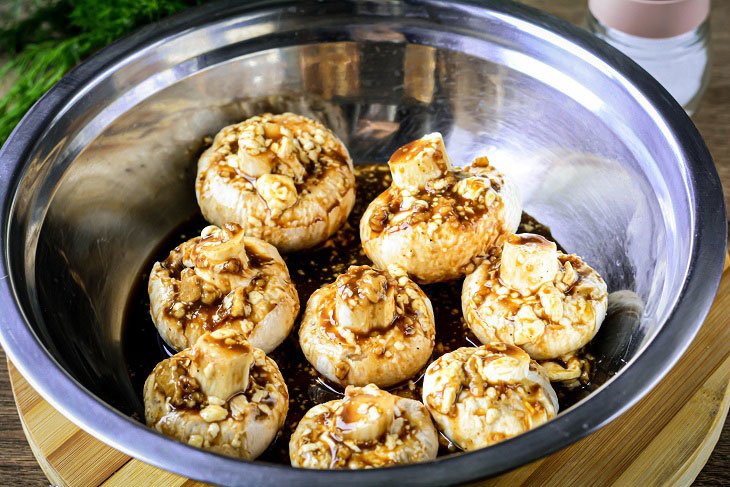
xmin=0 ymin=1 xmax=726 ymax=485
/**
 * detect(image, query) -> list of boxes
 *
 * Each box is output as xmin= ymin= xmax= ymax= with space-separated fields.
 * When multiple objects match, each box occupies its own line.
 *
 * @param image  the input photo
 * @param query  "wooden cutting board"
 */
xmin=9 ymin=255 xmax=730 ymax=487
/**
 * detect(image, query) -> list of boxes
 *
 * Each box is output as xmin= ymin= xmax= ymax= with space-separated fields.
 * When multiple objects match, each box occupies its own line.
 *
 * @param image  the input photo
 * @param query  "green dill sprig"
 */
xmin=0 ymin=0 xmax=201 ymax=146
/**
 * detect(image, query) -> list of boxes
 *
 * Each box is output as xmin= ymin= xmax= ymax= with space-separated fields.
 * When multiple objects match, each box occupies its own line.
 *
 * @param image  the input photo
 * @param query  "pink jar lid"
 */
xmin=588 ymin=0 xmax=710 ymax=38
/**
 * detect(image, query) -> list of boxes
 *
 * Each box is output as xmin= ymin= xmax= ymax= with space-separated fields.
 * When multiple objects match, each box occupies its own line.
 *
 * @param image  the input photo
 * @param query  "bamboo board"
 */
xmin=8 ymin=257 xmax=730 ymax=487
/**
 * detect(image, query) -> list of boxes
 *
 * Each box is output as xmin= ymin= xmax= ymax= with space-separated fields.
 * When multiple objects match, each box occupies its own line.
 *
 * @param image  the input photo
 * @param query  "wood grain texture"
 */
xmin=0 ymin=0 xmax=728 ymax=485
xmin=0 ymin=351 xmax=47 ymax=487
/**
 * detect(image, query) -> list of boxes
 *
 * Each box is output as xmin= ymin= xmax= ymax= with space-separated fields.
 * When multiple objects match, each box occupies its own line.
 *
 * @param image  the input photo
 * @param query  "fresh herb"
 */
xmin=0 ymin=0 xmax=202 ymax=146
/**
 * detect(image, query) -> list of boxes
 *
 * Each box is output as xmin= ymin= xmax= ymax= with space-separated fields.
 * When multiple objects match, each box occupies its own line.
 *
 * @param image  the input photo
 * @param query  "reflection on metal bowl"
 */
xmin=0 ymin=1 xmax=725 ymax=485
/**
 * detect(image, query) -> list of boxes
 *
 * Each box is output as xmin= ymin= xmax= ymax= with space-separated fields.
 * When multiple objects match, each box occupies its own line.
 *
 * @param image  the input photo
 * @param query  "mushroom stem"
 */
xmin=197 ymin=226 xmax=249 ymax=269
xmin=335 ymin=385 xmax=395 ymax=442
xmin=334 ymin=266 xmax=397 ymax=334
xmin=500 ymin=233 xmax=559 ymax=294
xmin=255 ymin=174 xmax=299 ymax=217
xmin=388 ymin=132 xmax=452 ymax=189
xmin=189 ymin=329 xmax=253 ymax=401
xmin=467 ymin=344 xmax=531 ymax=384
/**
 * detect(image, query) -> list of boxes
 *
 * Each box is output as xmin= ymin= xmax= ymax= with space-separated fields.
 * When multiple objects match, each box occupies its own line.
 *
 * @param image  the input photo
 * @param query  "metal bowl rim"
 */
xmin=0 ymin=1 xmax=725 ymax=485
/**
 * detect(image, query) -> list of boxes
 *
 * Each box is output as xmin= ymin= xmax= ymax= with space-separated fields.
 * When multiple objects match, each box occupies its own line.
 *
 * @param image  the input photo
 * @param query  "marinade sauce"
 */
xmin=122 ymin=164 xmax=596 ymax=465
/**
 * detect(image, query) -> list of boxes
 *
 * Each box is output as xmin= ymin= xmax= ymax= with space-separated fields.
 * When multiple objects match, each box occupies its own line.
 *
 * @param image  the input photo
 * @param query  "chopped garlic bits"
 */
xmin=196 ymin=112 xmax=356 ymax=252
xmin=299 ymin=264 xmax=435 ymax=387
xmin=360 ymin=133 xmax=521 ymax=283
xmin=422 ymin=344 xmax=558 ymax=451
xmin=462 ymin=233 xmax=608 ymax=359
xmin=539 ymin=350 xmax=593 ymax=390
xmin=290 ymin=384 xmax=438 ymax=469
xmin=143 ymin=329 xmax=288 ymax=460
xmin=148 ymin=223 xmax=299 ymax=353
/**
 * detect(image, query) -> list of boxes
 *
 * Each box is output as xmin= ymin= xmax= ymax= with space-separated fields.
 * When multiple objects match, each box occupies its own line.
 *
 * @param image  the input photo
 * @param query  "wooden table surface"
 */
xmin=0 ymin=1 xmax=728 ymax=485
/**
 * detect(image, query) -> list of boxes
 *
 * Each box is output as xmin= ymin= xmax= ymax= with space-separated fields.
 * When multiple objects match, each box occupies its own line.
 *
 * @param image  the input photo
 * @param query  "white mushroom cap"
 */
xmin=462 ymin=243 xmax=608 ymax=359
xmin=299 ymin=265 xmax=435 ymax=387
xmin=143 ymin=331 xmax=288 ymax=460
xmin=360 ymin=134 xmax=521 ymax=283
xmin=422 ymin=344 xmax=558 ymax=451
xmin=148 ymin=223 xmax=299 ymax=354
xmin=290 ymin=384 xmax=438 ymax=468
xmin=196 ymin=112 xmax=356 ymax=252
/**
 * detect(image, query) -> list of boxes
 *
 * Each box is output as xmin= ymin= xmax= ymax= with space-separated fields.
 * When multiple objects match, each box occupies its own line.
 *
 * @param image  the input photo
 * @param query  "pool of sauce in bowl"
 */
xmin=123 ymin=164 xmax=599 ymax=464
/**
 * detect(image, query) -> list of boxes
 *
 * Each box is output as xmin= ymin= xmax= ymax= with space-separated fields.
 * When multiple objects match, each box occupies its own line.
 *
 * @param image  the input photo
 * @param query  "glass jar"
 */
xmin=586 ymin=0 xmax=711 ymax=116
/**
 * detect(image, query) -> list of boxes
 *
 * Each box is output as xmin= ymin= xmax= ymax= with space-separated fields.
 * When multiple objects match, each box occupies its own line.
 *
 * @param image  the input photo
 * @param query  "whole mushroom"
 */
xmin=290 ymin=384 xmax=438 ymax=468
xmin=360 ymin=132 xmax=521 ymax=283
xmin=299 ymin=264 xmax=435 ymax=388
xmin=422 ymin=343 xmax=558 ymax=451
xmin=148 ymin=223 xmax=299 ymax=353
xmin=144 ymin=329 xmax=288 ymax=459
xmin=462 ymin=233 xmax=608 ymax=359
xmin=196 ymin=112 xmax=356 ymax=252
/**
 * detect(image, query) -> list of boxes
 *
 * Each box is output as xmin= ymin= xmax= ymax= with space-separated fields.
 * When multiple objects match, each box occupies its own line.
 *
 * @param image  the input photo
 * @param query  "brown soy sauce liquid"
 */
xmin=122 ymin=164 xmax=597 ymax=464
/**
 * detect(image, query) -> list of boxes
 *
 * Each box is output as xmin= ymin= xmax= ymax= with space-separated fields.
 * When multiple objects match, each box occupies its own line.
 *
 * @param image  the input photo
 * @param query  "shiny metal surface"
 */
xmin=0 ymin=1 xmax=725 ymax=485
